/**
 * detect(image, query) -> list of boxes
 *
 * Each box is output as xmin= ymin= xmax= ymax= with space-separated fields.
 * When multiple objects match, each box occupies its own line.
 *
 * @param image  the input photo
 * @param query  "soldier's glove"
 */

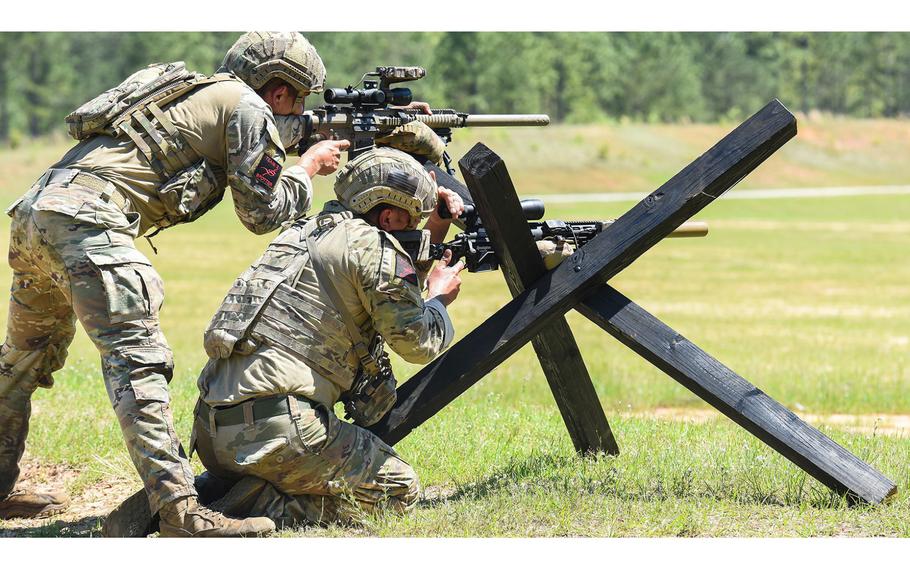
xmin=375 ymin=122 xmax=445 ymax=166
xmin=537 ymin=237 xmax=576 ymax=270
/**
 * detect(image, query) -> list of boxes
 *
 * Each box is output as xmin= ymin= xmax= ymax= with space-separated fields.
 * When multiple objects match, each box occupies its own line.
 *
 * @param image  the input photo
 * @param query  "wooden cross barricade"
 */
xmin=370 ymin=99 xmax=897 ymax=505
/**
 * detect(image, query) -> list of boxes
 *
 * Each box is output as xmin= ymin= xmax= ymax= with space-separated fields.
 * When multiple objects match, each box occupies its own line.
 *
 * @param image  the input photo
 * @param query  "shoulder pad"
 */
xmin=212 ymin=72 xmax=240 ymax=82
xmin=270 ymin=222 xmax=309 ymax=249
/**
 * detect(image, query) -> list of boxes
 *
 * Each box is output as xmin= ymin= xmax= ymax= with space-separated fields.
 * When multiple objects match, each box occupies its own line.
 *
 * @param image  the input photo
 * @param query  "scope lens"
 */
xmin=519 ymin=199 xmax=545 ymax=220
xmin=388 ymin=88 xmax=413 ymax=107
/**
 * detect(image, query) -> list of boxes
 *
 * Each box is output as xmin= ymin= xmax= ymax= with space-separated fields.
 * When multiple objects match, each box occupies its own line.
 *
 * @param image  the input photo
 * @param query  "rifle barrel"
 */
xmin=394 ymin=112 xmax=550 ymax=128
xmin=460 ymin=114 xmax=551 ymax=127
xmin=602 ymin=219 xmax=708 ymax=238
xmin=304 ymin=110 xmax=551 ymax=129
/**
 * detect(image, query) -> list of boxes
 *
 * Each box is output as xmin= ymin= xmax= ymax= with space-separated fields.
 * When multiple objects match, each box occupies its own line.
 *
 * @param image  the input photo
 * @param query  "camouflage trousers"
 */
xmin=0 ymin=177 xmax=196 ymax=512
xmin=192 ymin=395 xmax=418 ymax=527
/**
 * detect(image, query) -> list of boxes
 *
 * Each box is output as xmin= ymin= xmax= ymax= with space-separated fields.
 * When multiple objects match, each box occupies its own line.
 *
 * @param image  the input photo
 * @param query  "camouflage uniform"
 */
xmin=0 ymin=76 xmax=312 ymax=514
xmin=192 ymin=199 xmax=454 ymax=526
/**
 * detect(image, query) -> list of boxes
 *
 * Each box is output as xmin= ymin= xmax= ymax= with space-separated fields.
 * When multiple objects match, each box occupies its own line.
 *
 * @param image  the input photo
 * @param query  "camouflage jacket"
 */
xmin=198 ymin=201 xmax=454 ymax=409
xmin=49 ymin=78 xmax=311 ymax=236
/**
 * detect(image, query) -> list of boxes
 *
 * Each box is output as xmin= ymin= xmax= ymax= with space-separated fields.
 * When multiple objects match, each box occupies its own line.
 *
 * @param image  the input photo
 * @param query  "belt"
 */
xmin=198 ymin=394 xmax=313 ymax=431
xmin=39 ymin=168 xmax=129 ymax=211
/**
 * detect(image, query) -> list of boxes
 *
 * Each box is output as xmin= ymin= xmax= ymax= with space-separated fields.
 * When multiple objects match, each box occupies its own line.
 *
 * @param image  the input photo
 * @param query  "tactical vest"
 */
xmin=65 ymin=62 xmax=238 ymax=229
xmin=204 ymin=211 xmax=376 ymax=389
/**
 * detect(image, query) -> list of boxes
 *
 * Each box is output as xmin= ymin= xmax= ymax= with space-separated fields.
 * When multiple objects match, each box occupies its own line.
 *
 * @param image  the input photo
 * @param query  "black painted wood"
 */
xmin=370 ymin=99 xmax=797 ymax=445
xmin=422 ymin=161 xmax=471 ymax=231
xmin=460 ymin=146 xmax=620 ymax=456
xmin=574 ymin=284 xmax=896 ymax=504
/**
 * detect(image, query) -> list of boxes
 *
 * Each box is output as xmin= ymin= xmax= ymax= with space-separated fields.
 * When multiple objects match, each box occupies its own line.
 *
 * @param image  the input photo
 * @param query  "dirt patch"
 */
xmin=628 ymin=407 xmax=910 ymax=436
xmin=0 ymin=458 xmax=139 ymax=537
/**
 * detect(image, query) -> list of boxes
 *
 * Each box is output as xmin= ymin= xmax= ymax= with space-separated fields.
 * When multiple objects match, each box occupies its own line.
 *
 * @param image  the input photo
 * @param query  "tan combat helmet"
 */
xmin=219 ymin=32 xmax=326 ymax=105
xmin=335 ymin=147 xmax=438 ymax=230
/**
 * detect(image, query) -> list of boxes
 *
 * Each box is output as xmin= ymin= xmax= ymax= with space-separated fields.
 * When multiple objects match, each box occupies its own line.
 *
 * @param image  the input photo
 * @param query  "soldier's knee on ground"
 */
xmin=398 ymin=462 xmax=420 ymax=510
xmin=370 ymin=451 xmax=420 ymax=512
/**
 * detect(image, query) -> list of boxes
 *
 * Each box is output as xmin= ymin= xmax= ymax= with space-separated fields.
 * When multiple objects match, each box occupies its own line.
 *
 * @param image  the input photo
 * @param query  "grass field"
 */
xmin=0 ymin=115 xmax=909 ymax=536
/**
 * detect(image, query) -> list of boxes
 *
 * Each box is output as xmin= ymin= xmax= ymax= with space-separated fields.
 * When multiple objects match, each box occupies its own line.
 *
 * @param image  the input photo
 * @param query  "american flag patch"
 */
xmin=395 ymin=252 xmax=418 ymax=286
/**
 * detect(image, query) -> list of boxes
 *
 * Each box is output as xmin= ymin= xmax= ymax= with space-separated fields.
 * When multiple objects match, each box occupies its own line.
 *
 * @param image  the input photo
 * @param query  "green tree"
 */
xmin=611 ymin=33 xmax=706 ymax=122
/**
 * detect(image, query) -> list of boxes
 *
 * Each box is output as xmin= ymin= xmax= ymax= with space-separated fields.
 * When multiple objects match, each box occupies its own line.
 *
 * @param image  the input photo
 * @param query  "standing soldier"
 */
xmin=0 ymin=32 xmax=348 ymax=537
xmin=184 ymin=147 xmax=465 ymax=528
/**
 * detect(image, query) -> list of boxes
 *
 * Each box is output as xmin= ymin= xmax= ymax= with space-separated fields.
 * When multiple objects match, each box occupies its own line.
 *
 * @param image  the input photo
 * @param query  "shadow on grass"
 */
xmin=417 ymin=451 xmax=858 ymax=511
xmin=417 ymin=452 xmax=598 ymax=508
xmin=0 ymin=515 xmax=102 ymax=537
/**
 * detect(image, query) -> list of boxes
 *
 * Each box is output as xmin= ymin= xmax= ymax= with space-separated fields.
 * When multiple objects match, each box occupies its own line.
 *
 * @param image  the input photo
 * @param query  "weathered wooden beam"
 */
xmin=422 ymin=161 xmax=470 ymax=231
xmin=573 ymin=285 xmax=896 ymax=504
xmin=370 ymin=100 xmax=797 ymax=445
xmin=460 ymin=145 xmax=620 ymax=456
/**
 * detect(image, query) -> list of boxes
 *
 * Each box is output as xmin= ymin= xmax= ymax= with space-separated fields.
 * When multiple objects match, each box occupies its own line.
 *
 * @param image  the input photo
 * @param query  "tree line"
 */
xmin=2 ymin=32 xmax=910 ymax=142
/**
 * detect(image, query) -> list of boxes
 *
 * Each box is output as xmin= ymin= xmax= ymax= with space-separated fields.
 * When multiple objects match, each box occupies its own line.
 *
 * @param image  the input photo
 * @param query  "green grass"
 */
xmin=1 ymin=116 xmax=909 ymax=536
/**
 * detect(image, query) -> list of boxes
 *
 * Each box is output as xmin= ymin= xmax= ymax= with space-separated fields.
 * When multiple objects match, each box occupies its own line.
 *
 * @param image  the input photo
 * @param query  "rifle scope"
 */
xmin=324 ymin=87 xmax=413 ymax=107
xmin=439 ymin=198 xmax=545 ymax=221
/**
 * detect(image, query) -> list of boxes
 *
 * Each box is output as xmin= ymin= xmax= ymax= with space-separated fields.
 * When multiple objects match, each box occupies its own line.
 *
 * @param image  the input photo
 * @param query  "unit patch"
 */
xmin=395 ymin=252 xmax=418 ymax=286
xmin=254 ymin=154 xmax=282 ymax=189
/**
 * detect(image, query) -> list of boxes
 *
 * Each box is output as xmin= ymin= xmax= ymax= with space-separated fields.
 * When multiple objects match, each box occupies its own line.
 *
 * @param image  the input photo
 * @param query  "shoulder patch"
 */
xmin=254 ymin=154 xmax=282 ymax=189
xmin=395 ymin=252 xmax=419 ymax=286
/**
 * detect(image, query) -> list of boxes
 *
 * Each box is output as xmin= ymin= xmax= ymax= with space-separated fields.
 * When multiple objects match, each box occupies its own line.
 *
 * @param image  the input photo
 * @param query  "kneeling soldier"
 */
xmin=189 ymin=147 xmax=464 ymax=527
xmin=0 ymin=31 xmax=348 ymax=536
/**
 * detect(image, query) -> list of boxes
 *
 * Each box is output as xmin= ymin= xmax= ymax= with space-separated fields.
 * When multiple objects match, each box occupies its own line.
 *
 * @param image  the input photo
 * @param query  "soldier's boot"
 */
xmin=102 ymin=471 xmax=236 ymax=537
xmin=157 ymin=495 xmax=275 ymax=538
xmin=102 ymin=488 xmax=155 ymax=538
xmin=0 ymin=491 xmax=69 ymax=520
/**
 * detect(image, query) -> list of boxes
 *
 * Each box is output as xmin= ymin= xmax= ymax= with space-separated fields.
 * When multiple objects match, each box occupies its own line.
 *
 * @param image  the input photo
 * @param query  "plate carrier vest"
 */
xmin=204 ymin=212 xmax=385 ymax=389
xmin=65 ymin=62 xmax=238 ymax=229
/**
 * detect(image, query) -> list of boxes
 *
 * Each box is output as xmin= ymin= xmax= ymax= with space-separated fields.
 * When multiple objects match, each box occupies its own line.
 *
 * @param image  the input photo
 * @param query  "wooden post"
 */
xmin=423 ymin=162 xmax=470 ymax=231
xmin=430 ymin=141 xmax=896 ymax=501
xmin=459 ymin=144 xmax=619 ymax=456
xmin=370 ymin=99 xmax=897 ymax=504
xmin=370 ymin=99 xmax=796 ymax=445
xmin=575 ymin=285 xmax=896 ymax=504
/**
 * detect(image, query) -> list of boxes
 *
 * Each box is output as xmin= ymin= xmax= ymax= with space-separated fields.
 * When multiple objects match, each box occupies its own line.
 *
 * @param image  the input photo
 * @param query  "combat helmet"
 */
xmin=335 ymin=148 xmax=438 ymax=230
xmin=219 ymin=32 xmax=325 ymax=104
